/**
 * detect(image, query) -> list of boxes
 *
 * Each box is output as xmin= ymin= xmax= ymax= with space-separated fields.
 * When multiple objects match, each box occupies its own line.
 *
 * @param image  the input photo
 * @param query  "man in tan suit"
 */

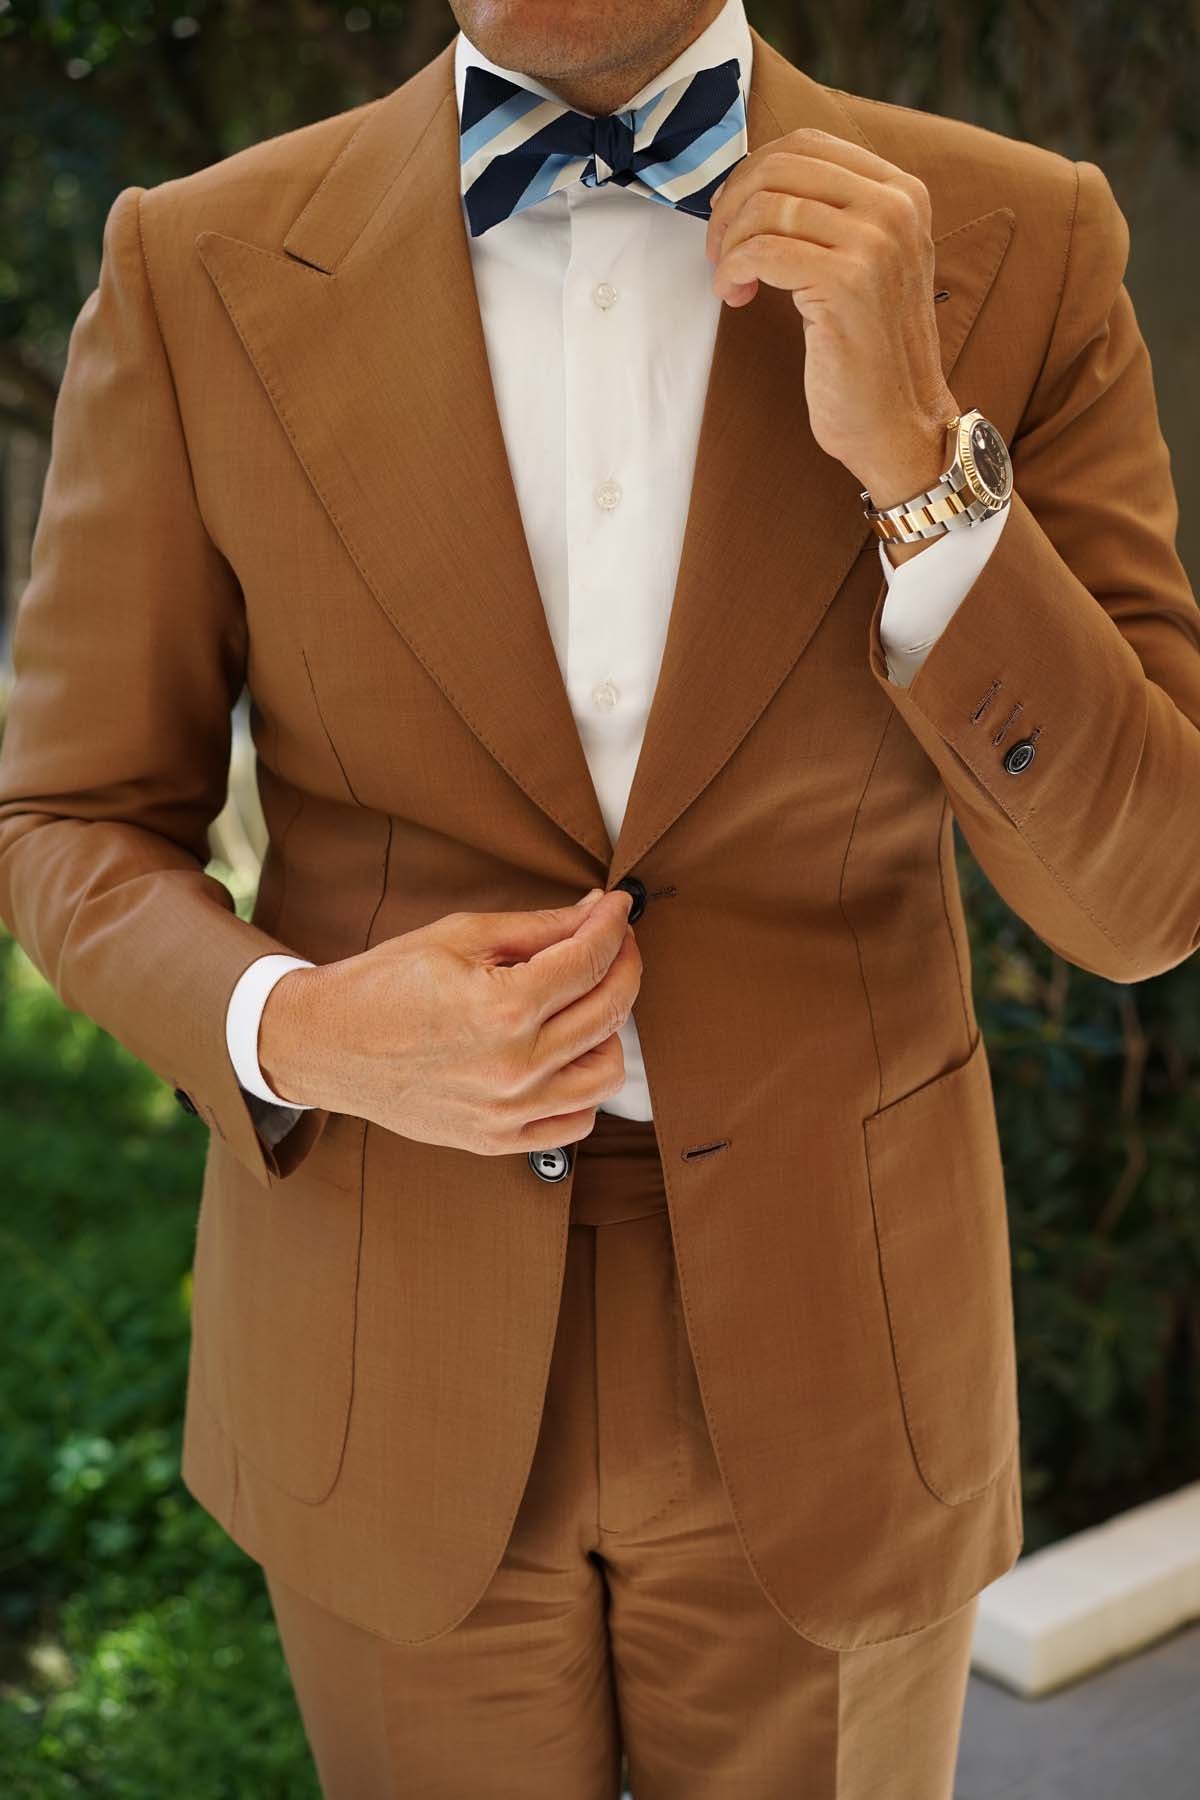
xmin=2 ymin=0 xmax=1198 ymax=1790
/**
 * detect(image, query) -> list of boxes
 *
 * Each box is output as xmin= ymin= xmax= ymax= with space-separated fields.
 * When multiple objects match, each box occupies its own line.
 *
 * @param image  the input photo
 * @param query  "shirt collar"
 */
xmin=453 ymin=0 xmax=753 ymax=127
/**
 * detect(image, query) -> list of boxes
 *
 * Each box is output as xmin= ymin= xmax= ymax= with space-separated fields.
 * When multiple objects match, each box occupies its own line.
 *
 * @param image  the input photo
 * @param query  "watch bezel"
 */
xmin=956 ymin=412 xmax=1013 ymax=508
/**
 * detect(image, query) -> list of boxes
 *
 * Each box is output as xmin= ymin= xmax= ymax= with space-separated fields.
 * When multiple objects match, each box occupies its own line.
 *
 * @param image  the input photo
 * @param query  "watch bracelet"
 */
xmin=863 ymin=481 xmax=1006 ymax=544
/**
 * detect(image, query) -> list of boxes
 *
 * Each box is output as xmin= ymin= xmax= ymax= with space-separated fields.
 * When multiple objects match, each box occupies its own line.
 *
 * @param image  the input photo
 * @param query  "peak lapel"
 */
xmin=605 ymin=27 xmax=1016 ymax=882
xmin=196 ymin=30 xmax=1014 ymax=888
xmin=196 ymin=41 xmax=614 ymax=870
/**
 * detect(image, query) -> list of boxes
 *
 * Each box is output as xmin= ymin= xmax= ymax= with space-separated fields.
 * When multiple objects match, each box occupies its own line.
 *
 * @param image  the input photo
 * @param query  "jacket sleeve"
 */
xmin=0 ymin=184 xmax=331 ymax=1187
xmin=865 ymin=157 xmax=1200 ymax=984
xmin=876 ymin=504 xmax=1010 ymax=688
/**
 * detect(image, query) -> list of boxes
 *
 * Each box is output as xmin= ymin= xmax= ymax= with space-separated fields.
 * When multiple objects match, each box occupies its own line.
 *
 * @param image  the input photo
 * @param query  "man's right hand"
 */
xmin=257 ymin=888 xmax=642 ymax=1154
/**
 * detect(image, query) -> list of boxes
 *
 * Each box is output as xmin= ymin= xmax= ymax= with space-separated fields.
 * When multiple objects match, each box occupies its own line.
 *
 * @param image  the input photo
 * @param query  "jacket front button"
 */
xmin=528 ymin=1146 xmax=571 ymax=1183
xmin=1003 ymin=738 xmax=1037 ymax=774
xmin=174 ymin=1086 xmax=199 ymax=1116
xmin=612 ymin=875 xmax=646 ymax=922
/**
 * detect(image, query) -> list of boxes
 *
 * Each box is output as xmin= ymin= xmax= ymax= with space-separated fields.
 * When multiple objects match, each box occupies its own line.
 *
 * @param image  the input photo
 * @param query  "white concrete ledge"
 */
xmin=972 ymin=1480 xmax=1200 ymax=1696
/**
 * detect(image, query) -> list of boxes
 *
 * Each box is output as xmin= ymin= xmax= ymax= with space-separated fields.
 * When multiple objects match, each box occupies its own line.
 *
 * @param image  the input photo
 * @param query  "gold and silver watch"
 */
xmin=861 ymin=408 xmax=1013 ymax=545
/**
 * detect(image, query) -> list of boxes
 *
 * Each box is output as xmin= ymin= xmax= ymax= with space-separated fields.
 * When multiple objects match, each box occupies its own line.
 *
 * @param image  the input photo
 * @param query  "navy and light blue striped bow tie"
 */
xmin=459 ymin=56 xmax=749 ymax=239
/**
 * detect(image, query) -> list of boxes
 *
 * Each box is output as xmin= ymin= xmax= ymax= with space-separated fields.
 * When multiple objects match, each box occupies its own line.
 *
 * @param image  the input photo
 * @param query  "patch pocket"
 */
xmin=863 ymin=1031 xmax=1019 ymax=1505
xmin=198 ymin=1115 xmax=367 ymax=1505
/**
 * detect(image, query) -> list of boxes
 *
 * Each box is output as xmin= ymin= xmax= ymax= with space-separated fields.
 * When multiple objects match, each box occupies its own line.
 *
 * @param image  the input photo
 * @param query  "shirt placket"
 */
xmin=561 ymin=187 xmax=647 ymax=839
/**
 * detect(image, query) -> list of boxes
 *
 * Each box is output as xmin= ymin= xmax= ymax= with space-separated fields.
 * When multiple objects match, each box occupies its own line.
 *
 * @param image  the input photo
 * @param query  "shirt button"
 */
xmin=593 ymin=281 xmax=618 ymax=310
xmin=592 ymin=678 xmax=620 ymax=711
xmin=594 ymin=478 xmax=622 ymax=511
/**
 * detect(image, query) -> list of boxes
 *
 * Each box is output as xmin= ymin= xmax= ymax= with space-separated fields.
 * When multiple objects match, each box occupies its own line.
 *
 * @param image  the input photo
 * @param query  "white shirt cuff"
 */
xmin=877 ymin=502 xmax=1011 ymax=688
xmin=225 ymin=953 xmax=317 ymax=1108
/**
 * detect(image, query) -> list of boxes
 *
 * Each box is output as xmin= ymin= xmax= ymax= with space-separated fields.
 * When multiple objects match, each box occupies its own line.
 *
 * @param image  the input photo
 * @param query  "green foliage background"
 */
xmin=1 ymin=0 xmax=1199 ymax=1789
xmin=0 ymin=921 xmax=318 ymax=1794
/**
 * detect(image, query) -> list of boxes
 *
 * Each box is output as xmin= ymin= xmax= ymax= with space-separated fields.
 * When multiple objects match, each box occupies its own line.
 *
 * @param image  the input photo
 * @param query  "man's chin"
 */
xmin=459 ymin=0 xmax=629 ymax=80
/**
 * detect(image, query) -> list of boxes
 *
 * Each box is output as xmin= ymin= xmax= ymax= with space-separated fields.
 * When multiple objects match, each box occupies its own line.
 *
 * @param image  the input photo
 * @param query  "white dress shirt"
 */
xmin=226 ymin=0 xmax=1009 ymax=1139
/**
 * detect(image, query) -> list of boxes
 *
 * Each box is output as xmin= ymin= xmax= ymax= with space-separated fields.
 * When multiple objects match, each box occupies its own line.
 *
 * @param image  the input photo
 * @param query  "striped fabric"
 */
xmin=460 ymin=56 xmax=749 ymax=239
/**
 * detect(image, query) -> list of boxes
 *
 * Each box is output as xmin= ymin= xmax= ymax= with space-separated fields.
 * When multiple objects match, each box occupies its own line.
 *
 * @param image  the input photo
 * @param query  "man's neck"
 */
xmin=505 ymin=0 xmax=727 ymax=118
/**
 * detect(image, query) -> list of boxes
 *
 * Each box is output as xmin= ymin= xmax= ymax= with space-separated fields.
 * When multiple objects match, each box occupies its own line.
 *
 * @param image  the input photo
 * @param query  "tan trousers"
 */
xmin=263 ymin=1111 xmax=979 ymax=1798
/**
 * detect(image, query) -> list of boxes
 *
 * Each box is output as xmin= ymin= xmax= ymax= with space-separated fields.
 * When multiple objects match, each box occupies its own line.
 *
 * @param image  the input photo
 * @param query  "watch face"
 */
xmin=966 ymin=418 xmax=1012 ymax=502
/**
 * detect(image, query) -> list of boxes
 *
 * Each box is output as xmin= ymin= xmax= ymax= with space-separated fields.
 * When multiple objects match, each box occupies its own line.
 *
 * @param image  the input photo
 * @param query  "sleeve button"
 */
xmin=1002 ymin=738 xmax=1037 ymax=774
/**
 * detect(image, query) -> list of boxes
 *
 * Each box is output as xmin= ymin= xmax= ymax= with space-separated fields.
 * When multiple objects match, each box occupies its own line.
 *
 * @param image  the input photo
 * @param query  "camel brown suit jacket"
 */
xmin=2 ymin=27 xmax=1198 ymax=1650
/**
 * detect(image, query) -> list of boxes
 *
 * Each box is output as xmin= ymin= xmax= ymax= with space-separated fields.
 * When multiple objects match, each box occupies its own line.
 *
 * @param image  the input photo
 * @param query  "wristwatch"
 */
xmin=861 ymin=408 xmax=1013 ymax=545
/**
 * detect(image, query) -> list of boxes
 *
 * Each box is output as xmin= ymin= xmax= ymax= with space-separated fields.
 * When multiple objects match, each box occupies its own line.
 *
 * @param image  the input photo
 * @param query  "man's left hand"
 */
xmin=705 ymin=128 xmax=958 ymax=512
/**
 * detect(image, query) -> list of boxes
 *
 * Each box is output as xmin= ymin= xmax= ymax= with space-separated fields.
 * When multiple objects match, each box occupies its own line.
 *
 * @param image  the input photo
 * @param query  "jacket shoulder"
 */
xmin=822 ymin=84 xmax=1080 ymax=231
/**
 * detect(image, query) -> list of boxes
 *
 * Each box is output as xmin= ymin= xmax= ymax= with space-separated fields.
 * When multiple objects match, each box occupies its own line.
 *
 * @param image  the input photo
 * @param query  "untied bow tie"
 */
xmin=459 ymin=55 xmax=749 ymax=239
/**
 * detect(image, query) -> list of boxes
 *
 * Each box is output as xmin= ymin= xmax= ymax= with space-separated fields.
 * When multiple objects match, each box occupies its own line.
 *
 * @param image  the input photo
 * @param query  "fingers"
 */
xmin=488 ymin=1035 xmax=629 ymax=1154
xmin=706 ymin=156 xmax=865 ymax=262
xmin=705 ymin=136 xmax=926 ymax=276
xmin=423 ymin=891 xmax=642 ymax=1151
xmin=713 ymin=188 xmax=850 ymax=270
xmin=531 ymin=927 xmax=642 ymax=1069
xmin=706 ymin=129 xmax=914 ymax=253
xmin=512 ymin=888 xmax=637 ymax=1026
xmin=352 ymin=893 xmax=642 ymax=1157
xmin=507 ymin=1104 xmax=605 ymax=1154
xmin=456 ymin=889 xmax=610 ymax=967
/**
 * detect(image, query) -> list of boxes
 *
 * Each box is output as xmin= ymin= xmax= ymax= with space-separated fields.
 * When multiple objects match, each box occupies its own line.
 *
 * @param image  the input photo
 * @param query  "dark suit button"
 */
xmin=528 ymin=1146 xmax=571 ymax=1183
xmin=174 ymin=1087 xmax=199 ymax=1116
xmin=1003 ymin=738 xmax=1037 ymax=774
xmin=612 ymin=876 xmax=646 ymax=923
